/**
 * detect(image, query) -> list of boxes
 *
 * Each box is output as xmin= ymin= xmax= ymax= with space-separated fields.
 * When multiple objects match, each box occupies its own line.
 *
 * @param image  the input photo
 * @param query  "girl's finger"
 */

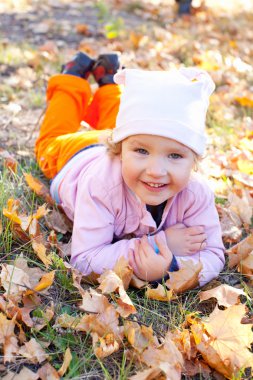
xmin=154 ymin=233 xmax=172 ymax=259
xmin=128 ymin=249 xmax=138 ymax=273
xmin=189 ymin=240 xmax=207 ymax=252
xmin=140 ymin=235 xmax=153 ymax=257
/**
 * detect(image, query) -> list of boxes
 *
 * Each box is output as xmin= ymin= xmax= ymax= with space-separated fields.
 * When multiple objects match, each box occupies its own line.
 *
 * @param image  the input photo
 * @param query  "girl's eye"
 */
xmin=169 ymin=153 xmax=183 ymax=159
xmin=135 ymin=148 xmax=148 ymax=155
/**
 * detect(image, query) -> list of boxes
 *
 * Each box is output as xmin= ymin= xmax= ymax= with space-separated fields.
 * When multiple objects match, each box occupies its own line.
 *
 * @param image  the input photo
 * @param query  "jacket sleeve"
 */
xmin=174 ymin=180 xmax=225 ymax=287
xmin=69 ymin=175 xmax=137 ymax=275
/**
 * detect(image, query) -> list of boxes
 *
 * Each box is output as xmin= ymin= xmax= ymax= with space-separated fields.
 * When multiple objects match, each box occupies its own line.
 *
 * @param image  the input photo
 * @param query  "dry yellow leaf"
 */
xmin=58 ymin=347 xmax=72 ymax=376
xmin=199 ymin=284 xmax=249 ymax=307
xmin=19 ymin=338 xmax=48 ymax=363
xmin=146 ymin=284 xmax=176 ymax=302
xmin=227 ymin=233 xmax=253 ymax=268
xmin=0 ymin=313 xmax=19 ymax=362
xmin=91 ymin=332 xmax=119 ymax=359
xmin=166 ymin=260 xmax=202 ymax=294
xmin=31 ymin=240 xmax=52 ymax=267
xmin=193 ymin=304 xmax=253 ymax=378
xmin=24 ymin=173 xmax=54 ymax=205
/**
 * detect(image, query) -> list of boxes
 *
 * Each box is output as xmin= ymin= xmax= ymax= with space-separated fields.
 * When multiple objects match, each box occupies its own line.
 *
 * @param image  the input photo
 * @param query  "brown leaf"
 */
xmin=192 ymin=304 xmax=253 ymax=378
xmin=24 ymin=173 xmax=54 ymax=205
xmin=91 ymin=332 xmax=119 ymax=359
xmin=140 ymin=335 xmax=184 ymax=380
xmin=0 ymin=295 xmax=34 ymax=327
xmin=129 ymin=367 xmax=166 ymax=380
xmin=0 ymin=313 xmax=19 ymax=362
xmin=165 ymin=260 xmax=202 ymax=294
xmin=58 ymin=347 xmax=72 ymax=376
xmin=44 ymin=208 xmax=72 ymax=234
xmin=146 ymin=284 xmax=176 ymax=302
xmin=2 ymin=367 xmax=39 ymax=380
xmin=113 ymin=256 xmax=133 ymax=290
xmin=79 ymin=288 xmax=110 ymax=313
xmin=130 ymin=274 xmax=147 ymax=289
xmin=124 ymin=321 xmax=158 ymax=353
xmin=227 ymin=234 xmax=253 ymax=268
xmin=31 ymin=240 xmax=52 ymax=267
xmin=37 ymin=362 xmax=60 ymax=380
xmin=238 ymin=251 xmax=253 ymax=280
xmin=19 ymin=338 xmax=48 ymax=363
xmin=199 ymin=284 xmax=249 ymax=307
xmin=98 ymin=270 xmax=136 ymax=317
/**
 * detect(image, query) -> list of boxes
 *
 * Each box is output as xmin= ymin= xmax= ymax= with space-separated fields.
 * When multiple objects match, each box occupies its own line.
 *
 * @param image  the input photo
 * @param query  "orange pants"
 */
xmin=35 ymin=74 xmax=122 ymax=179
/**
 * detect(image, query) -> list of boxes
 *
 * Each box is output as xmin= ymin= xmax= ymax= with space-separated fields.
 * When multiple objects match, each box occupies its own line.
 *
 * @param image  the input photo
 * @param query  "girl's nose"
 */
xmin=146 ymin=158 xmax=167 ymax=177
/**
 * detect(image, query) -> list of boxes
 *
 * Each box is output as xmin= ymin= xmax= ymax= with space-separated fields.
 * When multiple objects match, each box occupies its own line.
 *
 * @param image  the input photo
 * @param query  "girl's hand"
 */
xmin=128 ymin=234 xmax=173 ymax=282
xmin=165 ymin=223 xmax=207 ymax=256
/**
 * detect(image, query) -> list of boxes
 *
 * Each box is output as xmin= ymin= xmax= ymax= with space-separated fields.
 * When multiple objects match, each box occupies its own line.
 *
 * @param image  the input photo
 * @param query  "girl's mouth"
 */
xmin=142 ymin=182 xmax=167 ymax=192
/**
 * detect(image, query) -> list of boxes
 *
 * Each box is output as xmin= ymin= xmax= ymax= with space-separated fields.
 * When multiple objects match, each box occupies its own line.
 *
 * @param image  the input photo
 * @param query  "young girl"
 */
xmin=35 ymin=52 xmax=225 ymax=286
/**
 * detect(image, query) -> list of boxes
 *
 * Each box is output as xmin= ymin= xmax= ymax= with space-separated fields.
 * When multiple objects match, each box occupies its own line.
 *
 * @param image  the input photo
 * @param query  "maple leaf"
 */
xmin=24 ymin=173 xmax=54 ymax=205
xmin=0 ymin=264 xmax=32 ymax=300
xmin=98 ymin=270 xmax=136 ymax=317
xmin=228 ymin=191 xmax=252 ymax=225
xmin=31 ymin=240 xmax=52 ymax=267
xmin=113 ymin=256 xmax=133 ymax=290
xmin=199 ymin=284 xmax=249 ymax=307
xmin=44 ymin=208 xmax=72 ymax=234
xmin=0 ymin=313 xmax=19 ymax=362
xmin=146 ymin=284 xmax=176 ymax=302
xmin=165 ymin=260 xmax=202 ymax=294
xmin=58 ymin=347 xmax=72 ymax=377
xmin=238 ymin=251 xmax=253 ymax=281
xmin=2 ymin=367 xmax=39 ymax=380
xmin=125 ymin=321 xmax=158 ymax=354
xmin=91 ymin=331 xmax=120 ymax=359
xmin=79 ymin=288 xmax=110 ymax=313
xmin=19 ymin=337 xmax=48 ymax=363
xmin=37 ymin=362 xmax=60 ymax=380
xmin=140 ymin=334 xmax=184 ymax=380
xmin=0 ymin=295 xmax=34 ymax=327
xmin=129 ymin=367 xmax=166 ymax=380
xmin=227 ymin=233 xmax=253 ymax=268
xmin=130 ymin=274 xmax=147 ymax=289
xmin=192 ymin=304 xmax=253 ymax=378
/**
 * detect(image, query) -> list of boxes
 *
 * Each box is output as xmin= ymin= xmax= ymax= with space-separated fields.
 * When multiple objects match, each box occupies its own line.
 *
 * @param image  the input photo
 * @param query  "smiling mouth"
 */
xmin=142 ymin=182 xmax=167 ymax=190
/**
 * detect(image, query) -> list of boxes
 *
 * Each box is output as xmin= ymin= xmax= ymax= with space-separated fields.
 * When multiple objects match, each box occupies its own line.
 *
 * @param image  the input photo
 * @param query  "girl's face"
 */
xmin=121 ymin=134 xmax=195 ymax=206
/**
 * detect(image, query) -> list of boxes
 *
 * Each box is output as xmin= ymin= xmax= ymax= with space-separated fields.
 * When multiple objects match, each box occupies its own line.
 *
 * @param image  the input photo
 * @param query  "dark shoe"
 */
xmin=61 ymin=52 xmax=95 ymax=79
xmin=92 ymin=53 xmax=120 ymax=87
xmin=177 ymin=0 xmax=192 ymax=15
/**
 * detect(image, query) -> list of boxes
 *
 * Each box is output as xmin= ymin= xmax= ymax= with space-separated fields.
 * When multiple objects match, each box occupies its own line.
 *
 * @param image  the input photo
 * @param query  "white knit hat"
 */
xmin=112 ymin=68 xmax=215 ymax=156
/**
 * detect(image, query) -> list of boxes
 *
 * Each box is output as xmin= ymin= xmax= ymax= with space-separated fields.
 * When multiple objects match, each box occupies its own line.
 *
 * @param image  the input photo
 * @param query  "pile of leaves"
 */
xmin=0 ymin=170 xmax=252 ymax=379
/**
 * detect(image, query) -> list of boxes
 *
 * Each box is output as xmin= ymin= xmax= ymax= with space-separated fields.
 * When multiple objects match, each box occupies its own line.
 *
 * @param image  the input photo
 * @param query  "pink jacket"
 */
xmin=50 ymin=146 xmax=225 ymax=286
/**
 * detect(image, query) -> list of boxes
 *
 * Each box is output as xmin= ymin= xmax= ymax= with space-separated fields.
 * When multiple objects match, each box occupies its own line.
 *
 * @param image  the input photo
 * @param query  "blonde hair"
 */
xmin=98 ymin=130 xmax=122 ymax=156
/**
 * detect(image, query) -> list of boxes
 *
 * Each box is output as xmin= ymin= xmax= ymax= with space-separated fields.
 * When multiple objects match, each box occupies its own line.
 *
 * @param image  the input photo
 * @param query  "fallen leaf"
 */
xmin=192 ymin=304 xmax=253 ymax=378
xmin=37 ymin=362 xmax=60 ymax=380
xmin=130 ymin=274 xmax=147 ymax=289
xmin=24 ymin=173 xmax=54 ymax=205
xmin=238 ymin=251 xmax=253 ymax=281
xmin=113 ymin=256 xmax=133 ymax=290
xmin=33 ymin=303 xmax=54 ymax=331
xmin=32 ymin=270 xmax=55 ymax=293
xmin=19 ymin=338 xmax=48 ymax=363
xmin=227 ymin=234 xmax=253 ymax=268
xmin=166 ymin=260 xmax=202 ymax=294
xmin=2 ymin=367 xmax=39 ymax=380
xmin=0 ymin=313 xmax=19 ymax=362
xmin=44 ymin=208 xmax=72 ymax=234
xmin=146 ymin=284 xmax=176 ymax=302
xmin=58 ymin=347 xmax=72 ymax=376
xmin=32 ymin=240 xmax=52 ymax=267
xmin=140 ymin=334 xmax=184 ymax=380
xmin=199 ymin=284 xmax=249 ymax=307
xmin=98 ymin=270 xmax=136 ymax=317
xmin=91 ymin=332 xmax=119 ymax=359
xmin=124 ymin=321 xmax=158 ymax=353
xmin=129 ymin=367 xmax=166 ymax=380
xmin=79 ymin=288 xmax=110 ymax=313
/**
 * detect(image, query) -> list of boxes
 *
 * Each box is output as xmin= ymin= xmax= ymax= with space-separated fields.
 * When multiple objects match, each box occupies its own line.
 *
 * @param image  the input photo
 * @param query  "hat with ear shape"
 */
xmin=112 ymin=67 xmax=215 ymax=156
